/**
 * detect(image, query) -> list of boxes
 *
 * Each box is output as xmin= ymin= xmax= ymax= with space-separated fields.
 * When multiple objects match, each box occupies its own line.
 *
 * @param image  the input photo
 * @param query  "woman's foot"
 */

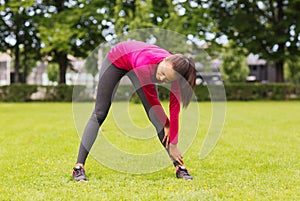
xmin=176 ymin=166 xmax=193 ymax=180
xmin=72 ymin=165 xmax=87 ymax=182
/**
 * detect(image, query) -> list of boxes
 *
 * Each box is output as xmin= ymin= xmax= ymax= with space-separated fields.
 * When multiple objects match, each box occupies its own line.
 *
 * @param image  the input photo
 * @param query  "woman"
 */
xmin=73 ymin=40 xmax=196 ymax=181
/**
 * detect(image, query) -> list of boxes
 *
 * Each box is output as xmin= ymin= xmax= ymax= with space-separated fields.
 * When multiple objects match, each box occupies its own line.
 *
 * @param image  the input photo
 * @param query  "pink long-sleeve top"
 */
xmin=107 ymin=41 xmax=181 ymax=144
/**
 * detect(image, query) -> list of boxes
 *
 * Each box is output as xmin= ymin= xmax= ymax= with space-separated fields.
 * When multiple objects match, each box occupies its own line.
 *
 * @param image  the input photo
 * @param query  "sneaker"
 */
xmin=72 ymin=165 xmax=87 ymax=182
xmin=176 ymin=166 xmax=193 ymax=180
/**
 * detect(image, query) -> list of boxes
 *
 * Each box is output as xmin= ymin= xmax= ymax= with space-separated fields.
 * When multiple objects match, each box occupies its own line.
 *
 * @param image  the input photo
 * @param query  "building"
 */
xmin=196 ymin=54 xmax=278 ymax=84
xmin=0 ymin=52 xmax=11 ymax=86
xmin=195 ymin=58 xmax=223 ymax=85
xmin=247 ymin=54 xmax=276 ymax=82
xmin=27 ymin=61 xmax=47 ymax=85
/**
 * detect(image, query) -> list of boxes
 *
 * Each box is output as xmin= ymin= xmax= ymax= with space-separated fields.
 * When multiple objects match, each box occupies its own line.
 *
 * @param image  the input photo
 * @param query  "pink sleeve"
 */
xmin=169 ymin=80 xmax=181 ymax=144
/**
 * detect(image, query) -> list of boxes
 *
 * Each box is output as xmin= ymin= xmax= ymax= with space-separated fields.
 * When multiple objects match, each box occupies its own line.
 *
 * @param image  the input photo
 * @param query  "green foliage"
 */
xmin=285 ymin=56 xmax=300 ymax=84
xmin=160 ymin=0 xmax=188 ymax=33
xmin=0 ymin=84 xmax=87 ymax=102
xmin=0 ymin=84 xmax=37 ymax=102
xmin=114 ymin=0 xmax=154 ymax=34
xmin=221 ymin=42 xmax=249 ymax=83
xmin=151 ymin=0 xmax=169 ymax=25
xmin=130 ymin=92 xmax=141 ymax=104
xmin=37 ymin=0 xmax=109 ymax=84
xmin=0 ymin=0 xmax=41 ymax=83
xmin=47 ymin=84 xmax=74 ymax=102
xmin=2 ymin=0 xmax=299 ymax=85
xmin=129 ymin=0 xmax=154 ymax=30
xmin=1 ymin=83 xmax=299 ymax=102
xmin=47 ymin=62 xmax=59 ymax=83
xmin=84 ymin=47 xmax=100 ymax=77
xmin=209 ymin=0 xmax=300 ymax=82
xmin=224 ymin=83 xmax=299 ymax=101
xmin=1 ymin=0 xmax=34 ymax=11
xmin=38 ymin=23 xmax=73 ymax=54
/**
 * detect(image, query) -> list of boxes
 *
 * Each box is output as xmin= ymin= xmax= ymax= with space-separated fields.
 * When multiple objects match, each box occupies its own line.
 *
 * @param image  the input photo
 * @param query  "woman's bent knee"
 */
xmin=94 ymin=110 xmax=108 ymax=124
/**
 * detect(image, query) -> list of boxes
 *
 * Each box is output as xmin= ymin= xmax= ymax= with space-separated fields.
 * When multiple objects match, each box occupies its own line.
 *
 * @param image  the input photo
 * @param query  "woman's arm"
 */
xmin=168 ymin=80 xmax=183 ymax=165
xmin=169 ymin=79 xmax=181 ymax=144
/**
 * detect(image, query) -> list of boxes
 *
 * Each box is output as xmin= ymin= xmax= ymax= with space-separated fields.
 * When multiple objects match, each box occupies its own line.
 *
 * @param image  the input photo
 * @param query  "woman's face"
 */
xmin=156 ymin=59 xmax=179 ymax=83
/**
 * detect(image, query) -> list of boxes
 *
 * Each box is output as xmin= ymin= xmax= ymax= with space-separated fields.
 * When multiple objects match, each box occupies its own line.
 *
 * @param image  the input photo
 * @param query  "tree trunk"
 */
xmin=22 ymin=64 xmax=27 ymax=84
xmin=59 ymin=63 xmax=67 ymax=84
xmin=55 ymin=51 xmax=68 ymax=84
xmin=274 ymin=2 xmax=285 ymax=83
xmin=275 ymin=60 xmax=284 ymax=82
xmin=22 ymin=53 xmax=28 ymax=84
xmin=14 ymin=45 xmax=20 ymax=83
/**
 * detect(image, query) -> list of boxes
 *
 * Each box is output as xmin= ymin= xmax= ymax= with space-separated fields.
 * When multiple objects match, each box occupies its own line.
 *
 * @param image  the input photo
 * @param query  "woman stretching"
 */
xmin=73 ymin=40 xmax=196 ymax=181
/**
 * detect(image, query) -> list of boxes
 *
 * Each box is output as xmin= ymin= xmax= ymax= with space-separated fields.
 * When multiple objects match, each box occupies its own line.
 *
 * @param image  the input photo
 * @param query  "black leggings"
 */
xmin=76 ymin=58 xmax=178 ymax=166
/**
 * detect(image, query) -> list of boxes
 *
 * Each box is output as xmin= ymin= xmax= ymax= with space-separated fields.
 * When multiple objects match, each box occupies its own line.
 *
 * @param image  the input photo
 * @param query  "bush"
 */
xmin=224 ymin=83 xmax=298 ymax=101
xmin=48 ymin=84 xmax=74 ymax=102
xmin=0 ymin=84 xmax=37 ymax=102
xmin=0 ymin=84 xmax=78 ymax=102
xmin=0 ymin=83 xmax=299 ymax=102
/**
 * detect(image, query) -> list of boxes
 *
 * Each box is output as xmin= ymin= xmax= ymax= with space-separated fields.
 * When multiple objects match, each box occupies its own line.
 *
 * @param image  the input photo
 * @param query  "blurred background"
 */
xmin=0 ymin=0 xmax=299 ymax=101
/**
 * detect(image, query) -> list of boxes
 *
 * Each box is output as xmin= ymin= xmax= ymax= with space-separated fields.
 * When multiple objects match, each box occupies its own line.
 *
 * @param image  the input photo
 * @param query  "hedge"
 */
xmin=0 ymin=83 xmax=299 ymax=102
xmin=224 ymin=83 xmax=300 ymax=101
xmin=0 ymin=84 xmax=83 ymax=102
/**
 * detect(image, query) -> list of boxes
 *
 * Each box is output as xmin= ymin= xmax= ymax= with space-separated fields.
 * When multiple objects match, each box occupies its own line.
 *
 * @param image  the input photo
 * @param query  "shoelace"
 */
xmin=180 ymin=168 xmax=190 ymax=176
xmin=74 ymin=168 xmax=84 ymax=176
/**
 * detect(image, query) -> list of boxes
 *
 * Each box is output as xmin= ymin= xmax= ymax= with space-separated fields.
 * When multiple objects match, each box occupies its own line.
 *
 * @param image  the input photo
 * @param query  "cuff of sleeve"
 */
xmin=165 ymin=119 xmax=170 ymax=127
xmin=170 ymin=135 xmax=178 ymax=144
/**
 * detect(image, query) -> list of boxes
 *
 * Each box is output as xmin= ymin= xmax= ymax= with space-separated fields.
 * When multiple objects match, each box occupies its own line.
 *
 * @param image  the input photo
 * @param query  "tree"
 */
xmin=47 ymin=62 xmax=59 ymax=83
xmin=37 ymin=0 xmax=110 ymax=84
xmin=285 ymin=56 xmax=300 ymax=84
xmin=209 ymin=0 xmax=300 ymax=82
xmin=113 ymin=0 xmax=204 ymax=53
xmin=0 ymin=0 xmax=41 ymax=83
xmin=83 ymin=46 xmax=103 ymax=89
xmin=221 ymin=42 xmax=249 ymax=83
xmin=113 ymin=0 xmax=154 ymax=35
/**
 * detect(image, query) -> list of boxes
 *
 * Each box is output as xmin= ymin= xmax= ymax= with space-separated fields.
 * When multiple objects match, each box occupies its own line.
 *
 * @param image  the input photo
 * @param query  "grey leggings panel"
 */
xmin=76 ymin=58 xmax=175 ymax=165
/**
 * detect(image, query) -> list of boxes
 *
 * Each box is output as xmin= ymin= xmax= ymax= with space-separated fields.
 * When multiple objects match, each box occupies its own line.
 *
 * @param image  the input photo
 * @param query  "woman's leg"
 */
xmin=76 ymin=58 xmax=127 ymax=165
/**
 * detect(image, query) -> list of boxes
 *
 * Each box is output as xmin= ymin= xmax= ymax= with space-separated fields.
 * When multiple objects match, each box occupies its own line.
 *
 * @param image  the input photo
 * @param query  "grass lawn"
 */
xmin=0 ymin=101 xmax=299 ymax=200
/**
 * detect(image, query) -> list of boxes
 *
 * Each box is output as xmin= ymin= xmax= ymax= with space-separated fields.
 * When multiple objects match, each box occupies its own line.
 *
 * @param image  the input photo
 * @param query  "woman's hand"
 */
xmin=169 ymin=143 xmax=184 ymax=166
xmin=162 ymin=126 xmax=184 ymax=166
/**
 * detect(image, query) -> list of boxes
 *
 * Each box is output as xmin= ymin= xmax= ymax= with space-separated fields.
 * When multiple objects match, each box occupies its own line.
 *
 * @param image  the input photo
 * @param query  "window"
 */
xmin=0 ymin=61 xmax=7 ymax=80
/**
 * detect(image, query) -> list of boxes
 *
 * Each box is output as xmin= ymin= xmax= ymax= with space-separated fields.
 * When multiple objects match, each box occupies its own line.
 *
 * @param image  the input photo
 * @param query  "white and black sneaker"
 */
xmin=176 ymin=166 xmax=193 ymax=180
xmin=72 ymin=165 xmax=87 ymax=182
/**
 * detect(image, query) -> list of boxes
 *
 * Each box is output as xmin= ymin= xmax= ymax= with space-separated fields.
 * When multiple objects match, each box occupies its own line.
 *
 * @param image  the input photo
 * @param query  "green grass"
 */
xmin=0 ymin=102 xmax=299 ymax=200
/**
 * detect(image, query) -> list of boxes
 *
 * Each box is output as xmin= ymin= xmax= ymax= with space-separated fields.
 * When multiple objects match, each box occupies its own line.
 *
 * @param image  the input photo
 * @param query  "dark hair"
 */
xmin=167 ymin=54 xmax=196 ymax=108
